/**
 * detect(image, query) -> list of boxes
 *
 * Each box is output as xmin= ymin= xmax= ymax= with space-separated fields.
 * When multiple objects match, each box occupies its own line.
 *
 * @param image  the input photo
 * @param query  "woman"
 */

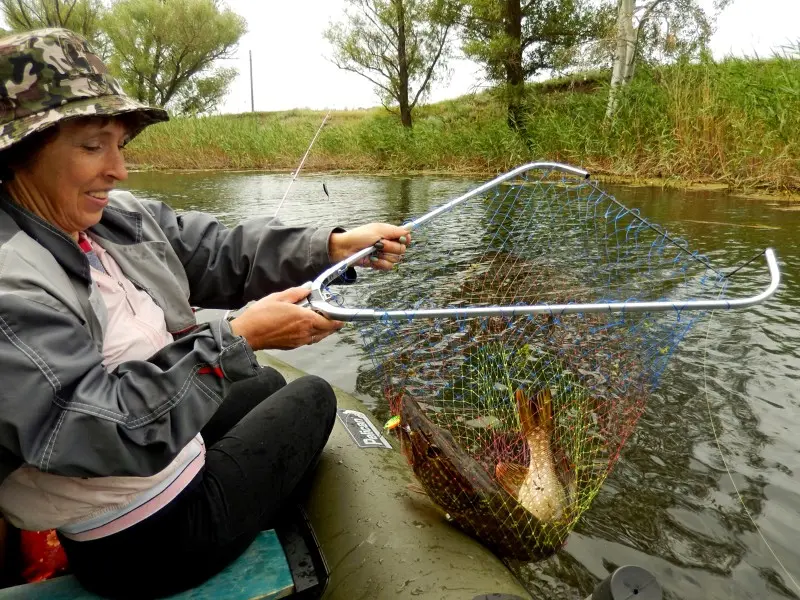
xmin=0 ymin=28 xmax=409 ymax=598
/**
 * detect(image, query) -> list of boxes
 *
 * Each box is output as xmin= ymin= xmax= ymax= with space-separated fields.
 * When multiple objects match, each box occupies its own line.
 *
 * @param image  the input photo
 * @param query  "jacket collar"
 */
xmin=0 ymin=188 xmax=142 ymax=284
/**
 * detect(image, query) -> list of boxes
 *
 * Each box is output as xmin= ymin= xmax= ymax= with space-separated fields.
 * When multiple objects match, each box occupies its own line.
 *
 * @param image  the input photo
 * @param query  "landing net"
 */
xmin=311 ymin=164 xmax=776 ymax=561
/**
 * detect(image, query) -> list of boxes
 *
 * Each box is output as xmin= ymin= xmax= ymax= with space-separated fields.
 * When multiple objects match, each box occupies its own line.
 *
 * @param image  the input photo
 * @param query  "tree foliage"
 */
xmin=0 ymin=0 xmax=244 ymax=115
xmin=605 ymin=0 xmax=731 ymax=118
xmin=172 ymin=65 xmax=237 ymax=115
xmin=326 ymin=0 xmax=459 ymax=128
xmin=0 ymin=0 xmax=109 ymax=57
xmin=103 ymin=0 xmax=245 ymax=114
xmin=459 ymin=0 xmax=611 ymax=131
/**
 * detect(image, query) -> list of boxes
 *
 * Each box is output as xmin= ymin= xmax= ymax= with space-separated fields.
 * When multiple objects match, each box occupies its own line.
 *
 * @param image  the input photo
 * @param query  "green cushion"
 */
xmin=0 ymin=530 xmax=294 ymax=600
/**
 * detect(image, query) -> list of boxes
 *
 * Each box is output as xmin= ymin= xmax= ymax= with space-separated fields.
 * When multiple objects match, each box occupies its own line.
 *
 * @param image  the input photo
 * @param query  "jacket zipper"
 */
xmin=115 ymin=279 xmax=166 ymax=349
xmin=118 ymin=281 xmax=136 ymax=315
xmin=125 ymin=274 xmax=193 ymax=335
xmin=117 ymin=279 xmax=171 ymax=347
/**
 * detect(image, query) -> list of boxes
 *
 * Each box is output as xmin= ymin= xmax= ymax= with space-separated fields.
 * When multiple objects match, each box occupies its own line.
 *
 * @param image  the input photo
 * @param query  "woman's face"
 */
xmin=11 ymin=118 xmax=130 ymax=237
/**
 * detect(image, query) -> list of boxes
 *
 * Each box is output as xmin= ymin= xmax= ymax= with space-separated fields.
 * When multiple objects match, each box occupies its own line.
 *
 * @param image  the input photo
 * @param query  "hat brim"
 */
xmin=0 ymin=94 xmax=169 ymax=152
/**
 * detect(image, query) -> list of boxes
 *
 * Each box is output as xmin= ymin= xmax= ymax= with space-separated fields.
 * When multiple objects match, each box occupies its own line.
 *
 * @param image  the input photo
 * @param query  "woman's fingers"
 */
xmin=329 ymin=225 xmax=411 ymax=264
xmin=379 ymin=252 xmax=403 ymax=263
xmin=361 ymin=224 xmax=410 ymax=247
xmin=310 ymin=311 xmax=344 ymax=332
xmin=354 ymin=234 xmax=407 ymax=270
xmin=307 ymin=328 xmax=338 ymax=345
xmin=230 ymin=294 xmax=343 ymax=351
xmin=267 ymin=286 xmax=310 ymax=303
xmin=307 ymin=314 xmax=344 ymax=345
xmin=365 ymin=256 xmax=399 ymax=270
xmin=377 ymin=239 xmax=407 ymax=256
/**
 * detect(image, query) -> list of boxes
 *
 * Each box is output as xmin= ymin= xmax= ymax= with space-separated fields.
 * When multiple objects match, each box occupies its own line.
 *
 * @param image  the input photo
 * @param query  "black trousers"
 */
xmin=59 ymin=367 xmax=337 ymax=599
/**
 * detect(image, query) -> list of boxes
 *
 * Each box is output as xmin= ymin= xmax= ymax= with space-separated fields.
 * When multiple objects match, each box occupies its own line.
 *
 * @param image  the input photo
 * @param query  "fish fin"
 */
xmin=515 ymin=388 xmax=536 ymax=435
xmin=534 ymin=388 xmax=554 ymax=434
xmin=495 ymin=461 xmax=528 ymax=498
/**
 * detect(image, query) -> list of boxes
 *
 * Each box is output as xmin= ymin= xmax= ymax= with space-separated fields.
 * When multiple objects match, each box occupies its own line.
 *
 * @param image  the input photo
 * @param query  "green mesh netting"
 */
xmin=326 ymin=167 xmax=730 ymax=561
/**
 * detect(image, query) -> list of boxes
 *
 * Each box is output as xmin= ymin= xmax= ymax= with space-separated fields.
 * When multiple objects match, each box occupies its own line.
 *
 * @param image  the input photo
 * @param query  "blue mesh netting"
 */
xmin=324 ymin=166 xmax=729 ymax=560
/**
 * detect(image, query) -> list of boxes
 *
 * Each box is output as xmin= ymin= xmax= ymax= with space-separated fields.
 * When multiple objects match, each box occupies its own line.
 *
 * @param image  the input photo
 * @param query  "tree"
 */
xmin=325 ymin=0 xmax=459 ymax=128
xmin=0 ymin=0 xmax=109 ymax=57
xmin=171 ymin=66 xmax=237 ymax=115
xmin=459 ymin=0 xmax=610 ymax=132
xmin=103 ymin=0 xmax=245 ymax=114
xmin=605 ymin=0 xmax=731 ymax=118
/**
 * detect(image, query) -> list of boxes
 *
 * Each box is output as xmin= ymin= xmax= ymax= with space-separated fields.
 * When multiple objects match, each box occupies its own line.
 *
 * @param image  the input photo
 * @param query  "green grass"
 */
xmin=126 ymin=52 xmax=800 ymax=193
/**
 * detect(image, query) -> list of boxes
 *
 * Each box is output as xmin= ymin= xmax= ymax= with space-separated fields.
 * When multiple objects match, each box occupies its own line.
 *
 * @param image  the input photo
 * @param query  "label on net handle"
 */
xmin=336 ymin=409 xmax=392 ymax=449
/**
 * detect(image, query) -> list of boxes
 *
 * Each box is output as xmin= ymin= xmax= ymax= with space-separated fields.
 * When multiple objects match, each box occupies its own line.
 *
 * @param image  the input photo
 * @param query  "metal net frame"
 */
xmin=305 ymin=163 xmax=779 ymax=561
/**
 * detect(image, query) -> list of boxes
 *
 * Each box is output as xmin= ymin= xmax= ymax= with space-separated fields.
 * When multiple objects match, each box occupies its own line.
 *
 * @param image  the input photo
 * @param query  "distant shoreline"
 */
xmin=126 ymin=165 xmax=800 ymax=202
xmin=125 ymin=57 xmax=799 ymax=198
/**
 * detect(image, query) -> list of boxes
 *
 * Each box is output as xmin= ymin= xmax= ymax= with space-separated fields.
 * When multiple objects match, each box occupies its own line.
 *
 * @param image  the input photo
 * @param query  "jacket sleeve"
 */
xmin=141 ymin=200 xmax=340 ymax=308
xmin=0 ymin=292 xmax=260 ymax=478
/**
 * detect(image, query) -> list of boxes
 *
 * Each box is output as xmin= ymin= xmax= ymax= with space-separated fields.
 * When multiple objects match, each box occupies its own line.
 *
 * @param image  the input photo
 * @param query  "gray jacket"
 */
xmin=0 ymin=189 xmax=339 ymax=485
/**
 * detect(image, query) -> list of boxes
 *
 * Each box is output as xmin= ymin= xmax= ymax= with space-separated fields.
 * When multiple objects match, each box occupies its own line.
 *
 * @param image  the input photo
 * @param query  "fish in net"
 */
xmin=305 ymin=163 xmax=779 ymax=562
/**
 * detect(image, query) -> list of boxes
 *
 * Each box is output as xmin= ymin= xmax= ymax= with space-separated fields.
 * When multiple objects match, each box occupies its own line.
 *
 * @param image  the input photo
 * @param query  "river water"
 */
xmin=124 ymin=170 xmax=800 ymax=600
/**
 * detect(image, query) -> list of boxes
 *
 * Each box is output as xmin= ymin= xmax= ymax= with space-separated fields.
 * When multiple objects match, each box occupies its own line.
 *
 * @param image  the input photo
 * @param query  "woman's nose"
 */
xmin=107 ymin=146 xmax=128 ymax=181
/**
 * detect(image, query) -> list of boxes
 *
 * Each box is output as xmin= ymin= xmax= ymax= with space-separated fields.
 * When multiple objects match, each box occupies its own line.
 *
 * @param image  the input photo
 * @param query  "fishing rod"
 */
xmin=273 ymin=110 xmax=331 ymax=218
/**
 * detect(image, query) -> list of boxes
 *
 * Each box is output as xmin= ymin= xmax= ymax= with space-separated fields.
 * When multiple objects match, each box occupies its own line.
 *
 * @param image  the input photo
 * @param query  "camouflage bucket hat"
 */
xmin=0 ymin=28 xmax=168 ymax=152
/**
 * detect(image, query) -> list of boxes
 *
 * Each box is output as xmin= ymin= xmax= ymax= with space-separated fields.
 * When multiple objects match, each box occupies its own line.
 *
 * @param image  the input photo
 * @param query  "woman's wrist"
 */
xmin=228 ymin=315 xmax=251 ymax=346
xmin=328 ymin=231 xmax=348 ymax=263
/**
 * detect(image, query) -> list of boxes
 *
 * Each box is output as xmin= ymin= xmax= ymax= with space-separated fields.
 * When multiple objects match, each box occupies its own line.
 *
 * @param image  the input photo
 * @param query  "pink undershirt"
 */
xmin=60 ymin=233 xmax=206 ymax=541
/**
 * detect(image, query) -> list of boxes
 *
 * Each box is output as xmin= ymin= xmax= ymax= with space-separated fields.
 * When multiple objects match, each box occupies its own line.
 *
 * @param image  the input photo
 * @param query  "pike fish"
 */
xmin=396 ymin=395 xmax=567 ymax=560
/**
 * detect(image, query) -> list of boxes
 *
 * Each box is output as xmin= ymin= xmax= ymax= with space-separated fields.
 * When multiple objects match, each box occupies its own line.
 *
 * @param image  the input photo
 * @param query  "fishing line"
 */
xmin=702 ymin=299 xmax=800 ymax=594
xmin=273 ymin=110 xmax=331 ymax=219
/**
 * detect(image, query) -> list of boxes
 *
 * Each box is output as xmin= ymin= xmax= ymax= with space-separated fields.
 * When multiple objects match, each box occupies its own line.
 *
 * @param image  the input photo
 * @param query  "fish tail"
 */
xmin=516 ymin=387 xmax=554 ymax=435
xmin=515 ymin=388 xmax=536 ymax=435
xmin=535 ymin=388 xmax=554 ymax=435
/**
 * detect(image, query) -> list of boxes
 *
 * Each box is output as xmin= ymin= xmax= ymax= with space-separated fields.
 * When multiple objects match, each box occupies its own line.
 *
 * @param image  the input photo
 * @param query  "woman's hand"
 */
xmin=329 ymin=223 xmax=411 ymax=271
xmin=229 ymin=287 xmax=344 ymax=350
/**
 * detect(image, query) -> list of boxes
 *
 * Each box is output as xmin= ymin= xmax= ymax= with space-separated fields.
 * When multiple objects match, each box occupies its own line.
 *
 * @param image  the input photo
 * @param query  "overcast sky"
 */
xmin=2 ymin=1 xmax=796 ymax=113
xmin=219 ymin=0 xmax=800 ymax=114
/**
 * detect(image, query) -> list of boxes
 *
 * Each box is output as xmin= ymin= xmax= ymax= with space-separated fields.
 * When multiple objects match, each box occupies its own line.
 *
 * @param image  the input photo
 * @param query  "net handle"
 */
xmin=406 ymin=161 xmax=590 ymax=229
xmin=309 ymin=162 xmax=589 ymax=288
xmin=304 ymin=163 xmax=781 ymax=321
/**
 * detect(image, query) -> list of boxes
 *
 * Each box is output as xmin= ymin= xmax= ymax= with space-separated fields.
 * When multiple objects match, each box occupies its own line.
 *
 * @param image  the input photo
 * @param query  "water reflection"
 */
xmin=381 ymin=177 xmax=414 ymax=224
xmin=123 ymin=171 xmax=800 ymax=600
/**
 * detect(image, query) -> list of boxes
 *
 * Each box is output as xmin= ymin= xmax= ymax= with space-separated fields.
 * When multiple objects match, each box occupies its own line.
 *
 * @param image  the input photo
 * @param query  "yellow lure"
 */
xmin=384 ymin=415 xmax=401 ymax=431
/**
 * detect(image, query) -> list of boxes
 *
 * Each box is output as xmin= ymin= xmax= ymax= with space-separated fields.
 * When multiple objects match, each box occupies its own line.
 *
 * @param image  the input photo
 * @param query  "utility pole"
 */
xmin=249 ymin=50 xmax=254 ymax=112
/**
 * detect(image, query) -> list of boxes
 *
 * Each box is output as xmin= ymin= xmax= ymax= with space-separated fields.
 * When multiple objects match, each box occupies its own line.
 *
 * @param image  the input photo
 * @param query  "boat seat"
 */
xmin=0 ymin=504 xmax=328 ymax=600
xmin=0 ymin=529 xmax=293 ymax=600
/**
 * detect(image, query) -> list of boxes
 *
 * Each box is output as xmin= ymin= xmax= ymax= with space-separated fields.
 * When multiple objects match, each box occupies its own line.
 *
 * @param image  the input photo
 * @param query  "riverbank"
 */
xmin=126 ymin=54 xmax=800 ymax=195
xmin=126 ymin=166 xmax=800 ymax=201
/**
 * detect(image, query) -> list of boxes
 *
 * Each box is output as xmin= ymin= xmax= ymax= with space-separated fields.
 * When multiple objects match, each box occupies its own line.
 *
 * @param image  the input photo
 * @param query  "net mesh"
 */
xmin=324 ymin=167 xmax=729 ymax=561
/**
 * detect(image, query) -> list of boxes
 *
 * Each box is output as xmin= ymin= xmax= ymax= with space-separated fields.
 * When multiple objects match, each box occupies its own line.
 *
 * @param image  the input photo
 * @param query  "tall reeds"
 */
xmin=126 ymin=51 xmax=799 ymax=192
